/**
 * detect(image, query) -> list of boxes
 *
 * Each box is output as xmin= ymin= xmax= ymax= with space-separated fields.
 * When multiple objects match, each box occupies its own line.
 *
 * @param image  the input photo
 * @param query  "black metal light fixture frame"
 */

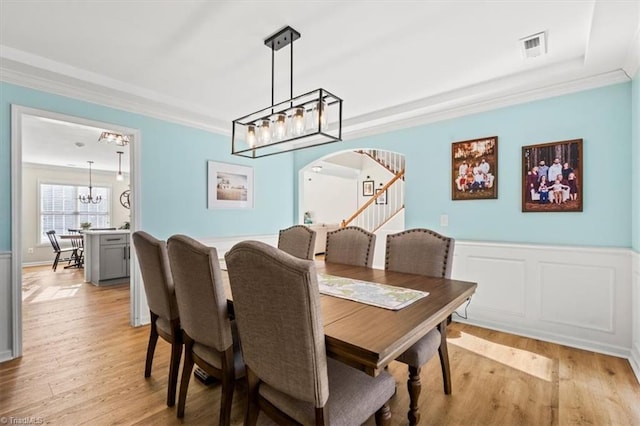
xmin=231 ymin=26 xmax=343 ymax=159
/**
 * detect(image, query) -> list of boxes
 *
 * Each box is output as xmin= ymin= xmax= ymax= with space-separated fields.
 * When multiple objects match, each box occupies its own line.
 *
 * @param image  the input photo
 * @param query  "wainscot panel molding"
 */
xmin=452 ymin=241 xmax=632 ymax=359
xmin=631 ymin=251 xmax=640 ymax=383
xmin=196 ymin=234 xmax=279 ymax=256
xmin=0 ymin=252 xmax=13 ymax=363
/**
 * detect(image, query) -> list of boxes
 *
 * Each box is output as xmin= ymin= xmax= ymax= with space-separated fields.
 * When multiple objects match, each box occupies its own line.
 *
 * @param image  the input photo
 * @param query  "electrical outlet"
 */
xmin=440 ymin=215 xmax=449 ymax=227
xmin=27 ymin=247 xmax=34 ymax=254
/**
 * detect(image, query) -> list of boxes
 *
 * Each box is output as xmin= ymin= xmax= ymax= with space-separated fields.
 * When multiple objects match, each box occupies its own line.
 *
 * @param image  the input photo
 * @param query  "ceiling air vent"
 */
xmin=520 ymin=31 xmax=547 ymax=59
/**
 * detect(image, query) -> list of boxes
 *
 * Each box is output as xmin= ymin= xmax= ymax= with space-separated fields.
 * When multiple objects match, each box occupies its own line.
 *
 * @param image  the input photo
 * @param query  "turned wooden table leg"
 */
xmin=407 ymin=365 xmax=421 ymax=426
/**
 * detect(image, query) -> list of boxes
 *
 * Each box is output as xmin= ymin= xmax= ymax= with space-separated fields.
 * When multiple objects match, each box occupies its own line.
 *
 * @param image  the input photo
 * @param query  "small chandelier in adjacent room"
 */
xmin=116 ymin=151 xmax=124 ymax=181
xmin=232 ymin=26 xmax=343 ymax=158
xmin=98 ymin=131 xmax=130 ymax=146
xmin=79 ymin=161 xmax=102 ymax=204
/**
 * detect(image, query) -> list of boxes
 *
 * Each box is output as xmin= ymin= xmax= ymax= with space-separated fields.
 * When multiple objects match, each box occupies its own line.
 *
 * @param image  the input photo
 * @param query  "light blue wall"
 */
xmin=295 ymin=83 xmax=632 ymax=248
xmin=633 ymin=70 xmax=640 ymax=251
xmin=0 ymin=82 xmax=294 ymax=250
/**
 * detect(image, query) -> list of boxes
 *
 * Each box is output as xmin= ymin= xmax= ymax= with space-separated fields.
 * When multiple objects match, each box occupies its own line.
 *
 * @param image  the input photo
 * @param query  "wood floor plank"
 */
xmin=1 ymin=266 xmax=639 ymax=425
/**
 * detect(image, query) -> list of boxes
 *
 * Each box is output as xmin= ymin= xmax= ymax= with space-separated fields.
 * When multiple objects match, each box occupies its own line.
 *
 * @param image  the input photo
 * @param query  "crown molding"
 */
xmin=0 ymin=47 xmax=631 ymax=142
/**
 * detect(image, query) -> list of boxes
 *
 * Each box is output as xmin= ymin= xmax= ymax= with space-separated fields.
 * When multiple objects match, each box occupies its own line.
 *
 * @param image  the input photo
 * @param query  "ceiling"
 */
xmin=1 ymin=1 xmax=639 ymax=167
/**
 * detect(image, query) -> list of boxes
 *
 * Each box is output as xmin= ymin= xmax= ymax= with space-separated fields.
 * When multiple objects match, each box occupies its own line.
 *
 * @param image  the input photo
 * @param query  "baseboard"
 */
xmin=630 ymin=343 xmax=640 ymax=384
xmin=22 ymin=260 xmax=51 ymax=268
xmin=0 ymin=350 xmax=13 ymax=364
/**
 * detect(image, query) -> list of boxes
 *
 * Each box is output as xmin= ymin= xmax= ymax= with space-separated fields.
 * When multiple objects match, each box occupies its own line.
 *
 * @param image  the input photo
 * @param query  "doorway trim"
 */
xmin=10 ymin=105 xmax=143 ymax=359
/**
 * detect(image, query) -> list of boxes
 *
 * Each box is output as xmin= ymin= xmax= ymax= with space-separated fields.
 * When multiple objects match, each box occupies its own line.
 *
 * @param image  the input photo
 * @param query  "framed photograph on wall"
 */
xmin=375 ymin=188 xmax=387 ymax=205
xmin=452 ymin=136 xmax=498 ymax=200
xmin=522 ymin=139 xmax=582 ymax=212
xmin=362 ymin=180 xmax=374 ymax=196
xmin=207 ymin=161 xmax=254 ymax=209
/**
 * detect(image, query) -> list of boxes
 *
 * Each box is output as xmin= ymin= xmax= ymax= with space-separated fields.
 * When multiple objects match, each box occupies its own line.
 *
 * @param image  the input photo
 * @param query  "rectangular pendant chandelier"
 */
xmin=232 ymin=26 xmax=343 ymax=159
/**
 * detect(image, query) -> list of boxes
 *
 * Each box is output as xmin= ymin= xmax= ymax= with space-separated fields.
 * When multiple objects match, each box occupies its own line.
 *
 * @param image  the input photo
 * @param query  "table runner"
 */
xmin=317 ymin=273 xmax=428 ymax=310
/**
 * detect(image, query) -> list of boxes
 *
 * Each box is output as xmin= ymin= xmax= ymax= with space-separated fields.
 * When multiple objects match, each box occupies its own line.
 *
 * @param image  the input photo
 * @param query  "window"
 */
xmin=39 ymin=183 xmax=111 ymax=243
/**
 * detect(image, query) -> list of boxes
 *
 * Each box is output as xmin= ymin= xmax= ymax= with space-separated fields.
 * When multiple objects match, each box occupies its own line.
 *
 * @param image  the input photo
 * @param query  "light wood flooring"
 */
xmin=1 ymin=265 xmax=639 ymax=425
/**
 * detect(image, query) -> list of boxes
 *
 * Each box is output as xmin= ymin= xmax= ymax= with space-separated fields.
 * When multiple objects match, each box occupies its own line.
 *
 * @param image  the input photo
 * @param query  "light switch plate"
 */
xmin=440 ymin=214 xmax=449 ymax=227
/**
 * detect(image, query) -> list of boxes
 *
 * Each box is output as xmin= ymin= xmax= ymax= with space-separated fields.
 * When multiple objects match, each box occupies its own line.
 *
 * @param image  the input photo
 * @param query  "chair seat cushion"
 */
xmin=192 ymin=320 xmax=245 ymax=378
xmin=259 ymin=358 xmax=395 ymax=424
xmin=396 ymin=328 xmax=441 ymax=367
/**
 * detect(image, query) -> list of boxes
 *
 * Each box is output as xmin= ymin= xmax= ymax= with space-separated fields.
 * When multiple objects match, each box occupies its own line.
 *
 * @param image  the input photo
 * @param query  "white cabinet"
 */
xmin=84 ymin=231 xmax=130 ymax=285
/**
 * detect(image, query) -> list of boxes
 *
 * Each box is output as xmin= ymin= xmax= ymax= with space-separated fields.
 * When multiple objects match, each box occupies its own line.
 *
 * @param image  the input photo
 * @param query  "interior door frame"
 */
xmin=10 ymin=105 xmax=143 ymax=359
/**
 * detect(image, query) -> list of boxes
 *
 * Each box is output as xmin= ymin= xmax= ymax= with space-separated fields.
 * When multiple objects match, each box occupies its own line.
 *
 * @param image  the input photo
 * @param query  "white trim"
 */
xmin=0 ymin=251 xmax=12 ymax=363
xmin=341 ymin=70 xmax=630 ymax=141
xmin=10 ymin=106 xmax=143 ymax=363
xmin=631 ymin=250 xmax=640 ymax=384
xmin=0 ymin=47 xmax=630 ymax=140
xmin=11 ymin=107 xmax=23 ymax=359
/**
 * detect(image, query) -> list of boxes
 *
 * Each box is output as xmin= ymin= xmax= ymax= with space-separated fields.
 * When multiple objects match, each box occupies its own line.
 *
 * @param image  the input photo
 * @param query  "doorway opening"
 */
xmin=10 ymin=105 xmax=143 ymax=359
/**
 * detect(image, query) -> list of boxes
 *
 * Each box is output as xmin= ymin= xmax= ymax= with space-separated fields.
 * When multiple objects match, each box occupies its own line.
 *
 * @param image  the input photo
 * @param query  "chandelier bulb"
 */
xmin=259 ymin=119 xmax=271 ymax=145
xmin=246 ymin=124 xmax=257 ymax=148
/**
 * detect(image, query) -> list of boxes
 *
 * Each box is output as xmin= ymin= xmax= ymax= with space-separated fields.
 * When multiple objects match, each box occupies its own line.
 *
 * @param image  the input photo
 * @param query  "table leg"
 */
xmin=437 ymin=318 xmax=452 ymax=394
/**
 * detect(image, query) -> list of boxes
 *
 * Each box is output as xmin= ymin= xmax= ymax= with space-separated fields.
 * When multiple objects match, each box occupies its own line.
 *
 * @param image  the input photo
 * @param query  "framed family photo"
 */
xmin=207 ymin=161 xmax=254 ymax=209
xmin=375 ymin=188 xmax=387 ymax=205
xmin=522 ymin=139 xmax=582 ymax=212
xmin=452 ymin=136 xmax=498 ymax=200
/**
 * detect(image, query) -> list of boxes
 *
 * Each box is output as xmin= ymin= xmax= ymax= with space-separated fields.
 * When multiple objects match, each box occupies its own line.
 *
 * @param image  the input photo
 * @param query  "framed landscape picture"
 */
xmin=452 ymin=136 xmax=498 ymax=200
xmin=522 ymin=139 xmax=582 ymax=212
xmin=207 ymin=161 xmax=254 ymax=209
xmin=362 ymin=180 xmax=374 ymax=196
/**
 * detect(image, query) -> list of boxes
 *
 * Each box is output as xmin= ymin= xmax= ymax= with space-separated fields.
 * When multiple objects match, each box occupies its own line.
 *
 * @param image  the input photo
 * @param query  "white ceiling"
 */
xmin=1 ymin=1 xmax=639 ymax=167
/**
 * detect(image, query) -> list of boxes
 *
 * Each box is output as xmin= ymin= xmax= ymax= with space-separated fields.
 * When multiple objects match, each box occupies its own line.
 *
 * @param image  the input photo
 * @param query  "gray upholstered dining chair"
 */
xmin=131 ymin=231 xmax=182 ymax=407
xmin=385 ymin=228 xmax=455 ymax=425
xmin=166 ymin=234 xmax=244 ymax=425
xmin=277 ymin=225 xmax=317 ymax=260
xmin=225 ymin=240 xmax=395 ymax=426
xmin=324 ymin=226 xmax=376 ymax=267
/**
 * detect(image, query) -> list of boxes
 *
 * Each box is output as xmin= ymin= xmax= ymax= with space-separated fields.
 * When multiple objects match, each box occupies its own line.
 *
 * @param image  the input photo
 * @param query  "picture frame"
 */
xmin=362 ymin=180 xmax=375 ymax=196
xmin=207 ymin=161 xmax=254 ymax=209
xmin=452 ymin=136 xmax=498 ymax=200
xmin=522 ymin=139 xmax=582 ymax=212
xmin=375 ymin=188 xmax=387 ymax=205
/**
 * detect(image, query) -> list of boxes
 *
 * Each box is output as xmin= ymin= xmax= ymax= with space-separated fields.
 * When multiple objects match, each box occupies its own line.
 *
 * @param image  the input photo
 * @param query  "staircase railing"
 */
xmin=356 ymin=150 xmax=405 ymax=176
xmin=341 ymin=170 xmax=405 ymax=232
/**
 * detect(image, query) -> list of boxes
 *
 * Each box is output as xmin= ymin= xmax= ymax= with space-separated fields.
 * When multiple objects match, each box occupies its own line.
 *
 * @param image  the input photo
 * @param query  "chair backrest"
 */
xmin=325 ymin=226 xmax=376 ymax=267
xmin=385 ymin=228 xmax=455 ymax=278
xmin=167 ymin=234 xmax=232 ymax=352
xmin=278 ymin=225 xmax=317 ymax=260
xmin=67 ymin=229 xmax=82 ymax=249
xmin=225 ymin=241 xmax=329 ymax=407
xmin=46 ymin=230 xmax=61 ymax=252
xmin=132 ymin=231 xmax=179 ymax=321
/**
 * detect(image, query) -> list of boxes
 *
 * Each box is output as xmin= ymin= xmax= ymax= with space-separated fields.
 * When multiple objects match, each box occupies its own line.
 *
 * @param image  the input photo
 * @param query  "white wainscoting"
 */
xmin=197 ymin=234 xmax=280 ymax=257
xmin=0 ymin=252 xmax=13 ymax=362
xmin=452 ymin=241 xmax=632 ymax=359
xmin=631 ymin=250 xmax=640 ymax=383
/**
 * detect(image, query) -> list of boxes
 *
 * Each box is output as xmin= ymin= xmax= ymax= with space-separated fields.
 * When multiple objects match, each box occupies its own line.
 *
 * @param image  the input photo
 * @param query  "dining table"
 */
xmin=222 ymin=260 xmax=477 ymax=377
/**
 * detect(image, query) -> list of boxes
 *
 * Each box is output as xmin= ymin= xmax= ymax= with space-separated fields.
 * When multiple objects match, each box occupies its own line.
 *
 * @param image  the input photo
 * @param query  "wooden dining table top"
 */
xmin=222 ymin=260 xmax=477 ymax=377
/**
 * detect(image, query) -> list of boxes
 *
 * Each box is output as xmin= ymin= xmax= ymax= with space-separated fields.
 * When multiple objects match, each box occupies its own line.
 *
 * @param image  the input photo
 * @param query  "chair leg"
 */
xmin=437 ymin=320 xmax=452 ymax=395
xmin=177 ymin=338 xmax=194 ymax=418
xmin=219 ymin=347 xmax=235 ymax=426
xmin=167 ymin=340 xmax=182 ymax=407
xmin=407 ymin=366 xmax=421 ymax=426
xmin=375 ymin=402 xmax=392 ymax=426
xmin=245 ymin=367 xmax=260 ymax=426
xmin=52 ymin=252 xmax=61 ymax=271
xmin=145 ymin=313 xmax=159 ymax=378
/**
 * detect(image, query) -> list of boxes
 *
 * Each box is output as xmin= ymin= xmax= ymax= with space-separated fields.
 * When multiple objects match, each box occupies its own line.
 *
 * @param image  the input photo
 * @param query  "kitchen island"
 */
xmin=83 ymin=230 xmax=130 ymax=286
